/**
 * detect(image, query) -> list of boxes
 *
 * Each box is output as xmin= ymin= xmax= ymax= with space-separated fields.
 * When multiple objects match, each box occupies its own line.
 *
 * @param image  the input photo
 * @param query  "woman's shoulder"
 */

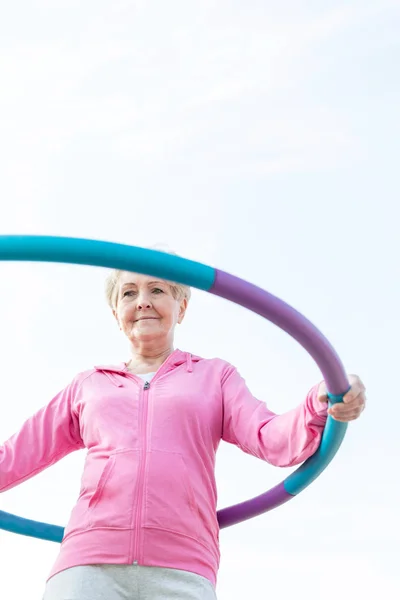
xmin=188 ymin=352 xmax=235 ymax=375
xmin=69 ymin=363 xmax=126 ymax=386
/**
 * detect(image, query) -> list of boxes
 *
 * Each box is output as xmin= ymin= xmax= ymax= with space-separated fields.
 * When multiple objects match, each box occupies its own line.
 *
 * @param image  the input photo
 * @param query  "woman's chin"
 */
xmin=130 ymin=330 xmax=166 ymax=343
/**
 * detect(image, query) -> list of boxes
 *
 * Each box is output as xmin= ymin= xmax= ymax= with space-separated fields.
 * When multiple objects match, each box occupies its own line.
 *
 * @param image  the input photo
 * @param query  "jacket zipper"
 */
xmin=131 ymin=380 xmax=150 ymax=564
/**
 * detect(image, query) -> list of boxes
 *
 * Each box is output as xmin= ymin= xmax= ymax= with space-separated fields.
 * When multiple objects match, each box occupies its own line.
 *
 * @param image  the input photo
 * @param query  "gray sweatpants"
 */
xmin=42 ymin=564 xmax=217 ymax=599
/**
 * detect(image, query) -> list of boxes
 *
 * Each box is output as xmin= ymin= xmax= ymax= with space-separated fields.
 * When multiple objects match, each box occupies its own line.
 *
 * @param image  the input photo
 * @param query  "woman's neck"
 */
xmin=126 ymin=345 xmax=174 ymax=374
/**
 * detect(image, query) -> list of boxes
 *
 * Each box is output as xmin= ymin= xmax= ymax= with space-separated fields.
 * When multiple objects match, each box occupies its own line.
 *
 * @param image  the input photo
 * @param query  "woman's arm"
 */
xmin=0 ymin=378 xmax=84 ymax=492
xmin=221 ymin=365 xmax=327 ymax=467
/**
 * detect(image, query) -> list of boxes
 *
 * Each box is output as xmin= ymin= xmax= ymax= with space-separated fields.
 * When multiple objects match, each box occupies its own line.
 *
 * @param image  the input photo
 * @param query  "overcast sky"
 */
xmin=0 ymin=1 xmax=399 ymax=598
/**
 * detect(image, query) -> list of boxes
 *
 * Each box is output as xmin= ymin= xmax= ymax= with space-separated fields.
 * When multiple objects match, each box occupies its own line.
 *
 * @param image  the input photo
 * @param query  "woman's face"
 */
xmin=113 ymin=272 xmax=187 ymax=346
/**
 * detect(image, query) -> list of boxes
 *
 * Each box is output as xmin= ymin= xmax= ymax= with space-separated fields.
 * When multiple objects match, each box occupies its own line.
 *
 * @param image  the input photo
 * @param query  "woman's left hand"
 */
xmin=318 ymin=374 xmax=366 ymax=422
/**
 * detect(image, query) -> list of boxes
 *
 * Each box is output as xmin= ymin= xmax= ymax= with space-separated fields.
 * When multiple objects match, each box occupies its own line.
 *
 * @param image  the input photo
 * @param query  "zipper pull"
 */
xmin=144 ymin=381 xmax=150 ymax=390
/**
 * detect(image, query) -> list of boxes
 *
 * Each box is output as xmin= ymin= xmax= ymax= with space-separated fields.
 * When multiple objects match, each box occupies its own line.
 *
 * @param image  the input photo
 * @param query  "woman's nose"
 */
xmin=137 ymin=302 xmax=151 ymax=309
xmin=136 ymin=294 xmax=152 ymax=309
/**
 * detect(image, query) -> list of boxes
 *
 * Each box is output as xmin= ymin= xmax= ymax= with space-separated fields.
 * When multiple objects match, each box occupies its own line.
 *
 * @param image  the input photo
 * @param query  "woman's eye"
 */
xmin=152 ymin=288 xmax=164 ymax=294
xmin=123 ymin=290 xmax=135 ymax=297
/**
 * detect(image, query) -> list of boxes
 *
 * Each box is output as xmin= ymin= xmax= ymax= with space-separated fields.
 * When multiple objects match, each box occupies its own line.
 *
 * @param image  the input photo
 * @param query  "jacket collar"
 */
xmin=94 ymin=349 xmax=200 ymax=379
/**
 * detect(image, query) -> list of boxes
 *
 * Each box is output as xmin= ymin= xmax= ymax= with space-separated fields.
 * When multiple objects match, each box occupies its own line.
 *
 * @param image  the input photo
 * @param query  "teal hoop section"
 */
xmin=0 ymin=235 xmax=349 ymax=538
xmin=284 ymin=394 xmax=348 ymax=495
xmin=0 ymin=235 xmax=215 ymax=291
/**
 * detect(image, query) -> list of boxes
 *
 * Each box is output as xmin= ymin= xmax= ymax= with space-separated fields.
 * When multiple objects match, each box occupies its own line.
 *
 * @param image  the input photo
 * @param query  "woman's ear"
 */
xmin=112 ymin=309 xmax=121 ymax=329
xmin=177 ymin=298 xmax=188 ymax=324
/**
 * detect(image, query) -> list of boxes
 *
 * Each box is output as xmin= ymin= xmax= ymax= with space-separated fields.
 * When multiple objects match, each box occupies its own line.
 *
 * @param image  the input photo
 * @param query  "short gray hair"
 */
xmin=104 ymin=246 xmax=191 ymax=310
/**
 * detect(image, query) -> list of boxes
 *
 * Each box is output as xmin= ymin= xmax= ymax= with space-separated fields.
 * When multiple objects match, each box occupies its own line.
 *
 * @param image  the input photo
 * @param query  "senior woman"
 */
xmin=0 ymin=267 xmax=366 ymax=600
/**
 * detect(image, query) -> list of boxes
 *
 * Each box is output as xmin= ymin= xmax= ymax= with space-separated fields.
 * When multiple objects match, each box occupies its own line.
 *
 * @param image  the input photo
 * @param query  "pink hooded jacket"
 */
xmin=0 ymin=349 xmax=327 ymax=586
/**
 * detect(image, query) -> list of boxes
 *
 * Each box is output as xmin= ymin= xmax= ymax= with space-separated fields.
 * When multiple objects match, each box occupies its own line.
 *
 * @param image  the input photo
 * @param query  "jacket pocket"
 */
xmin=143 ymin=450 xmax=200 ymax=539
xmin=87 ymin=449 xmax=139 ymax=529
xmin=63 ymin=449 xmax=139 ymax=539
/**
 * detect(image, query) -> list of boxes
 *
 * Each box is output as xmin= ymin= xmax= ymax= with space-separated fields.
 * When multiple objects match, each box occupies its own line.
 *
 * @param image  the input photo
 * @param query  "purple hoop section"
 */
xmin=210 ymin=270 xmax=348 ymax=395
xmin=211 ymin=269 xmax=349 ymax=527
xmin=217 ymin=482 xmax=291 ymax=529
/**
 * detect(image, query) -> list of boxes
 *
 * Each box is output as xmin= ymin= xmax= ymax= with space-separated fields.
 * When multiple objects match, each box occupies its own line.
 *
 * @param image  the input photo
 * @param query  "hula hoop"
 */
xmin=0 ymin=235 xmax=349 ymax=542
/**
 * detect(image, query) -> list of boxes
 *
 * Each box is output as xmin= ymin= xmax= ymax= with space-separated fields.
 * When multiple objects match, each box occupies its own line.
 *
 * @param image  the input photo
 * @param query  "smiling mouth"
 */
xmin=135 ymin=317 xmax=158 ymax=322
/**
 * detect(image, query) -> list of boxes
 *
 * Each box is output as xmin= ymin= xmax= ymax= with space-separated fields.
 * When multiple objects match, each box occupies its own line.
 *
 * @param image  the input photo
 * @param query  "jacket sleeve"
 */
xmin=221 ymin=364 xmax=328 ymax=467
xmin=0 ymin=377 xmax=84 ymax=492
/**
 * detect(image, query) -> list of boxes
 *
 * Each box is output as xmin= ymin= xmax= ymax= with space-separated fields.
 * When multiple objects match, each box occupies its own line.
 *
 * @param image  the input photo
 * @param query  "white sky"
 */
xmin=0 ymin=1 xmax=399 ymax=598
